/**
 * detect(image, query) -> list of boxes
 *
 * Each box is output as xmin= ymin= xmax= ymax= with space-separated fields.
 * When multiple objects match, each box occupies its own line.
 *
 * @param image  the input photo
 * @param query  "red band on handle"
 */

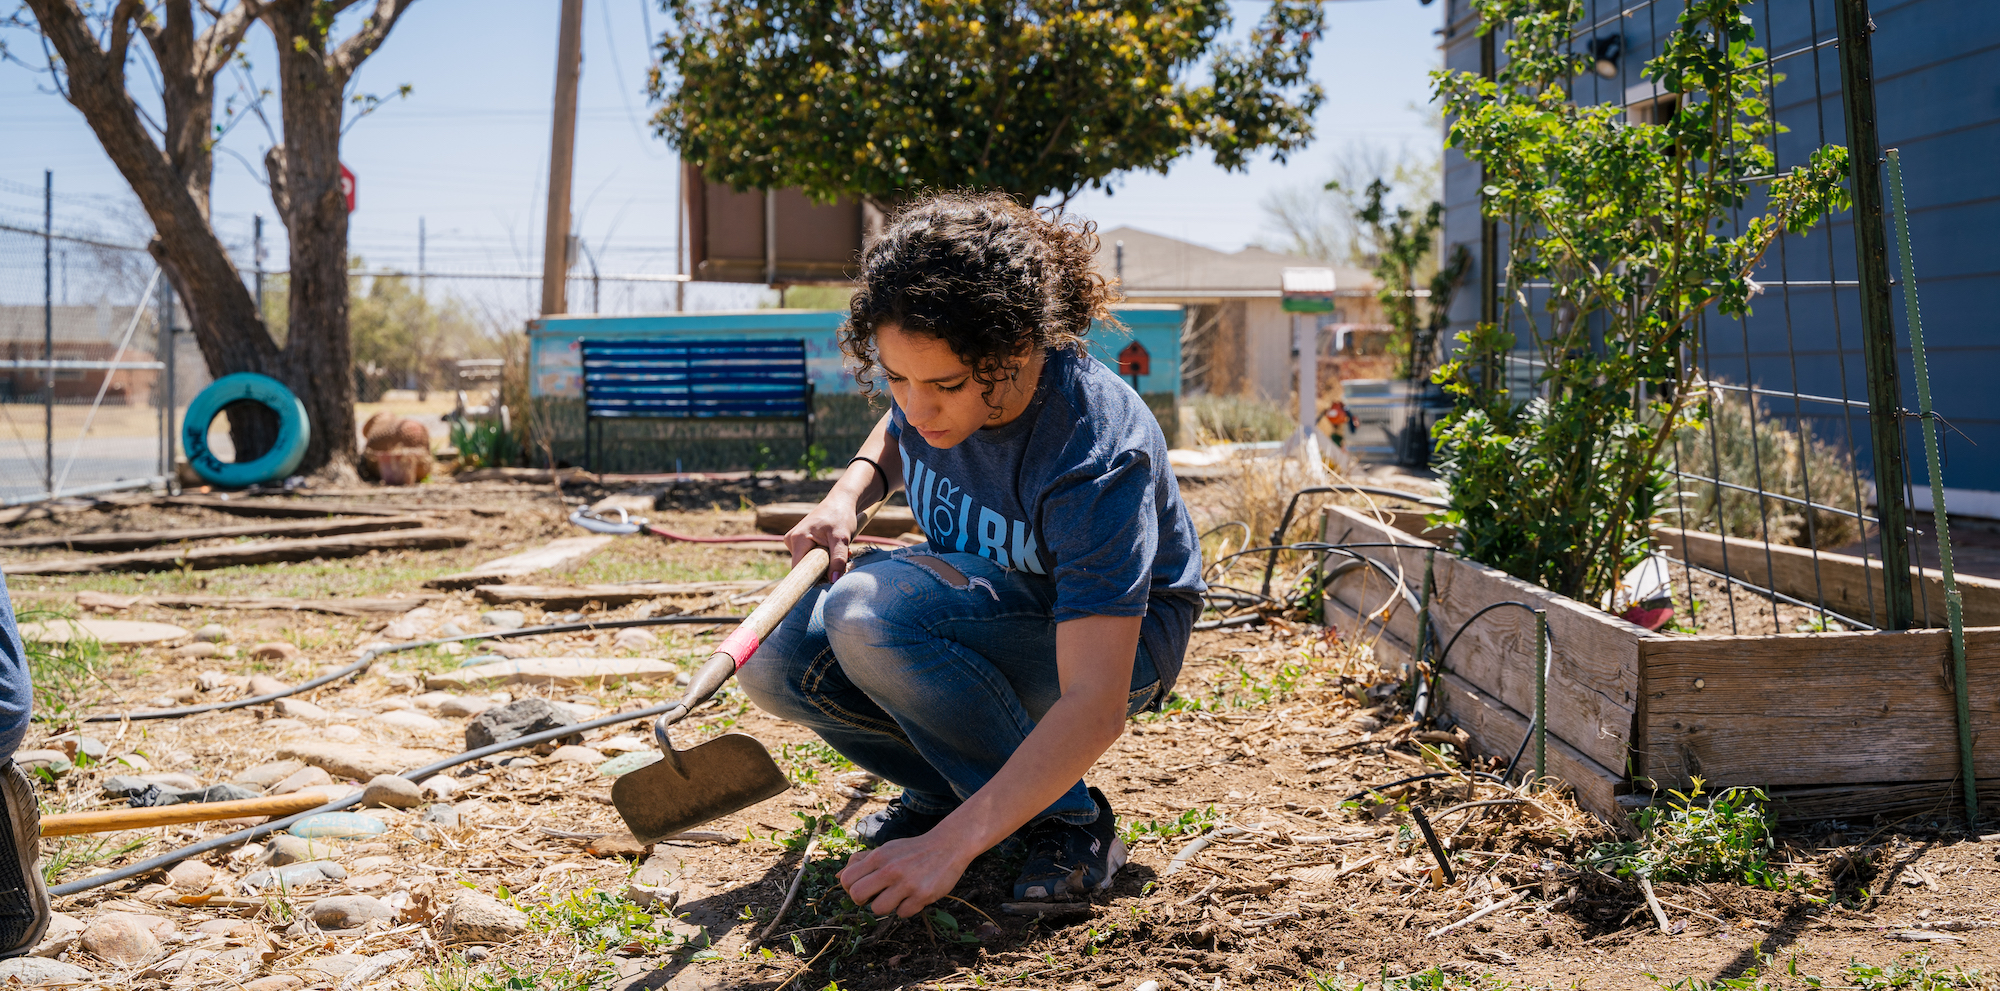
xmin=717 ymin=627 xmax=762 ymax=668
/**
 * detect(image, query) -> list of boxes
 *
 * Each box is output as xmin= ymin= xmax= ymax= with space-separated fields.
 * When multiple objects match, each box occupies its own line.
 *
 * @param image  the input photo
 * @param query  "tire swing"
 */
xmin=182 ymin=373 xmax=312 ymax=487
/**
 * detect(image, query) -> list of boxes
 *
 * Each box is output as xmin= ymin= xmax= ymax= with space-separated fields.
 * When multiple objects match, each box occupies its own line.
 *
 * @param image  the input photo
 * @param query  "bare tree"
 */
xmin=13 ymin=0 xmax=415 ymax=471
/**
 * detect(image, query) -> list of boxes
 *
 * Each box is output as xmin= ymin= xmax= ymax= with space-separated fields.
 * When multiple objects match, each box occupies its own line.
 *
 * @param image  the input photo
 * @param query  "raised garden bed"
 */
xmin=1318 ymin=505 xmax=2000 ymax=826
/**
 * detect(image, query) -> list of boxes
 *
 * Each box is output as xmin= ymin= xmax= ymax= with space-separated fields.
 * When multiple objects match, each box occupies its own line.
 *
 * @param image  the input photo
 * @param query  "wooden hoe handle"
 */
xmin=41 ymin=793 xmax=330 ymax=837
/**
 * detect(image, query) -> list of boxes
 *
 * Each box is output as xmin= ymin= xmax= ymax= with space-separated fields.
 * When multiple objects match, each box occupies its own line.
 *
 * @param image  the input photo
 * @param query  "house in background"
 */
xmin=1090 ymin=227 xmax=1388 ymax=412
xmin=0 ymin=302 xmax=165 ymax=404
xmin=1436 ymin=0 xmax=2000 ymax=516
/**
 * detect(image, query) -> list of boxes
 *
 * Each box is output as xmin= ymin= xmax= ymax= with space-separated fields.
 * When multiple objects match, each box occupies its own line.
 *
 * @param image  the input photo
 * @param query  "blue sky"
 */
xmin=2 ymin=0 xmax=1442 ymax=316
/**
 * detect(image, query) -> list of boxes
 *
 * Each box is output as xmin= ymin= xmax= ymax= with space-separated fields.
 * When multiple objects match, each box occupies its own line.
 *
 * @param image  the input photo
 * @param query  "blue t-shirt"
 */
xmin=886 ymin=346 xmax=1205 ymax=693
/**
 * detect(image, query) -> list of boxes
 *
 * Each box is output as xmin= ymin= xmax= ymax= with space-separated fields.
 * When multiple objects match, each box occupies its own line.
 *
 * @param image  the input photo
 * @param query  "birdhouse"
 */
xmin=1117 ymin=341 xmax=1151 ymax=378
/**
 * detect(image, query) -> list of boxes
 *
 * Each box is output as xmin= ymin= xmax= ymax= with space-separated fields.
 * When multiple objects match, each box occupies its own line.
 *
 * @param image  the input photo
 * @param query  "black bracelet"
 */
xmin=848 ymin=456 xmax=887 ymax=500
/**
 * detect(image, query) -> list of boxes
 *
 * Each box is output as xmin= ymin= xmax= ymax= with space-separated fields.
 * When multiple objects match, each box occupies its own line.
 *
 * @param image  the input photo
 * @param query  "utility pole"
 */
xmin=43 ymin=170 xmax=54 ymax=497
xmin=540 ymin=0 xmax=585 ymax=316
xmin=418 ymin=216 xmax=427 ymax=299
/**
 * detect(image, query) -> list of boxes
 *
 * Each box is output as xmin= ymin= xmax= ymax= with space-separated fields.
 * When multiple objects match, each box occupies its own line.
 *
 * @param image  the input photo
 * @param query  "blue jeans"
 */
xmin=739 ymin=548 xmax=1161 ymax=827
xmin=0 ymin=576 xmax=29 ymax=758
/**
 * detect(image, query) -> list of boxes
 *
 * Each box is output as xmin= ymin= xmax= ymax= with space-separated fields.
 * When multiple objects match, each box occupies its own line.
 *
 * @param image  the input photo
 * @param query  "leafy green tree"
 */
xmin=650 ymin=0 xmax=1327 ymax=201
xmin=1427 ymin=0 xmax=1851 ymax=603
xmin=1346 ymin=178 xmax=1470 ymax=382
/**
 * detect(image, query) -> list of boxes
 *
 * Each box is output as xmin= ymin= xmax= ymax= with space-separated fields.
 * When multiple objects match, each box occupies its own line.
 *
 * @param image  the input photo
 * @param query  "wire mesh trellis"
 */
xmin=1448 ymin=0 xmax=1973 ymax=638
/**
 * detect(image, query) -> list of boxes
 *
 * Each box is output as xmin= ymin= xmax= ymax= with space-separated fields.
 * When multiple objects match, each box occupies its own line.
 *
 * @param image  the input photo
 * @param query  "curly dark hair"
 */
xmin=843 ymin=193 xmax=1120 ymax=404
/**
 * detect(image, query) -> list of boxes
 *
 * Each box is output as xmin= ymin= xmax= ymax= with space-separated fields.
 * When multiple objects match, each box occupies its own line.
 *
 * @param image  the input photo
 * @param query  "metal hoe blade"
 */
xmin=610 ymin=733 xmax=790 ymax=845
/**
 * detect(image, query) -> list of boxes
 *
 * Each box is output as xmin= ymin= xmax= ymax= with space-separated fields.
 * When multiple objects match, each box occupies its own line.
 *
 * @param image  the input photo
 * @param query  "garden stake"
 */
xmin=1533 ymin=609 xmax=1548 ymax=790
xmin=1410 ymin=806 xmax=1455 ymax=886
xmin=1886 ymin=147 xmax=1976 ymax=829
xmin=1415 ymin=548 xmax=1436 ymax=721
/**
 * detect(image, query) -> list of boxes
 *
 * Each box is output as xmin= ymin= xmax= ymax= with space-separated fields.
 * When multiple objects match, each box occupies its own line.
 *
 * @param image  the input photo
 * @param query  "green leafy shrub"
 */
xmin=1586 ymin=779 xmax=1803 ymax=890
xmin=1429 ymin=0 xmax=1851 ymax=604
xmin=450 ymin=418 xmax=517 ymax=472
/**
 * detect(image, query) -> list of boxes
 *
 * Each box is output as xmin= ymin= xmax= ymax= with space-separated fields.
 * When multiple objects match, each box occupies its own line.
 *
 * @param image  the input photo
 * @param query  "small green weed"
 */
xmin=780 ymin=741 xmax=858 ymax=786
xmin=1298 ymin=966 xmax=1517 ymax=991
xmin=1588 ymin=779 xmax=1804 ymax=890
xmin=1845 ymin=954 xmax=1985 ymax=990
xmin=41 ymin=835 xmax=145 ymax=885
xmin=19 ymin=608 xmax=108 ymax=726
xmin=1120 ymin=805 xmax=1220 ymax=848
xmin=450 ymin=417 xmax=517 ymax=471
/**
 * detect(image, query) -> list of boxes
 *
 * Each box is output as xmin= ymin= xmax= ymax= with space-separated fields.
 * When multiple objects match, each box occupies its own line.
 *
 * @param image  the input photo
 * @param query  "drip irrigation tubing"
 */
xmin=59 ymin=614 xmax=748 ymax=723
xmin=49 ymin=695 xmax=701 ymax=896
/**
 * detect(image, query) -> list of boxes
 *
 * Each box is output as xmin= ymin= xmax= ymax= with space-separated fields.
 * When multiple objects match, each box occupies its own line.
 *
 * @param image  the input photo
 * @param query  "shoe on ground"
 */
xmin=852 ymin=796 xmax=952 ymax=849
xmin=0 ymin=761 xmax=49 ymax=958
xmin=1011 ymin=786 xmax=1128 ymax=901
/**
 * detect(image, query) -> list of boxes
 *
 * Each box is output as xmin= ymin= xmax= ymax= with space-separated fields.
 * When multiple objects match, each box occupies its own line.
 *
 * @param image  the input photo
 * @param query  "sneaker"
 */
xmin=851 ymin=796 xmax=952 ymax=849
xmin=1011 ymin=787 xmax=1128 ymax=901
xmin=0 ymin=761 xmax=49 ymax=958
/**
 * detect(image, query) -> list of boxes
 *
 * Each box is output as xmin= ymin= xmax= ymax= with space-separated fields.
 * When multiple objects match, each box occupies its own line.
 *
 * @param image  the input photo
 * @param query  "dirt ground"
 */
xmin=3 ymin=474 xmax=1997 ymax=991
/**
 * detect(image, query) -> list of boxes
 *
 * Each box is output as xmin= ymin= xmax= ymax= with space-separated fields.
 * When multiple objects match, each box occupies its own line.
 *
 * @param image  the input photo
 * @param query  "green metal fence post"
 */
xmin=1534 ymin=609 xmax=1548 ymax=790
xmin=1834 ymin=0 xmax=1917 ymax=631
xmin=1885 ymin=148 xmax=1977 ymax=830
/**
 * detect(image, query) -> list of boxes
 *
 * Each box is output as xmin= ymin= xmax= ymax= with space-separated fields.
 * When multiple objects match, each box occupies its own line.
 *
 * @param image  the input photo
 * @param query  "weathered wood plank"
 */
xmin=1764 ymin=779 xmax=2000 ymax=823
xmin=74 ymin=589 xmax=438 ymax=616
xmin=1637 ymin=626 xmax=2000 ymax=789
xmin=0 ymin=515 xmax=425 ymax=551
xmin=1653 ymin=528 xmax=2000 ymax=628
xmin=1438 ymin=671 xmax=1627 ymax=825
xmin=4 ymin=528 xmax=472 ymax=575
xmin=754 ymin=503 xmax=917 ymax=537
xmin=1320 ymin=507 xmax=1648 ymax=772
xmin=165 ymin=495 xmax=415 ymax=518
xmin=472 ymin=581 xmax=768 ymax=607
xmin=425 ymin=535 xmax=615 ymax=589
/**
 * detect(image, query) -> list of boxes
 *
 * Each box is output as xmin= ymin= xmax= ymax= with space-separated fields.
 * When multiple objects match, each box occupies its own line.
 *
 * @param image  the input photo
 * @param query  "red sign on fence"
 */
xmin=339 ymin=164 xmax=356 ymax=212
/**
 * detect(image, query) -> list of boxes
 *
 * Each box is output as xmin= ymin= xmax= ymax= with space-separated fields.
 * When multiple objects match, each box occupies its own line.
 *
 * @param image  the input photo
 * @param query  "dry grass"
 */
xmin=1665 ymin=386 xmax=1870 ymax=549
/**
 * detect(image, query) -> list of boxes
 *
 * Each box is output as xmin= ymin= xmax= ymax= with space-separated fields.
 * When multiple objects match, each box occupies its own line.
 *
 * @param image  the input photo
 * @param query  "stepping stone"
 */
xmin=426 ymin=656 xmax=677 ymax=690
xmin=275 ymin=742 xmax=446 ymax=781
xmin=17 ymin=619 xmax=187 ymax=645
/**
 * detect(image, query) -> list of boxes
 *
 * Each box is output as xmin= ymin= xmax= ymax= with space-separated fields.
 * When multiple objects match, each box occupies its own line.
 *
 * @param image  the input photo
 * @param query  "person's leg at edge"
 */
xmin=738 ymin=554 xmax=964 ymax=847
xmin=0 ymin=574 xmax=49 ymax=957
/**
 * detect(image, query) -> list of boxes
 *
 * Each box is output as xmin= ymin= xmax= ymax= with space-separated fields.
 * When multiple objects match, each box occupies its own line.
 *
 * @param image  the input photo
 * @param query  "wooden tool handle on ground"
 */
xmin=41 ymin=793 xmax=328 ymax=837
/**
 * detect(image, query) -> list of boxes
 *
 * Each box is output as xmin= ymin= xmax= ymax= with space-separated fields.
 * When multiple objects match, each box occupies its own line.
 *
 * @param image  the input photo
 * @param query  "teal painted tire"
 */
xmin=182 ymin=373 xmax=311 ymax=487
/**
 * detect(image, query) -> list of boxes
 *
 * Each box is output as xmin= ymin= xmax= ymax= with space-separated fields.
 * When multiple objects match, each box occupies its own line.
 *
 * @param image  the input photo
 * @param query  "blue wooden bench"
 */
xmin=581 ymin=338 xmax=815 ymax=473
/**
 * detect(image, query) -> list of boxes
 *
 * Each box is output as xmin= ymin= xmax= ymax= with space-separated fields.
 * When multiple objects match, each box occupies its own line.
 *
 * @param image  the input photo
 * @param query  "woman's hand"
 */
xmin=838 ymin=833 xmax=972 ymax=918
xmin=785 ymin=495 xmax=862 ymax=578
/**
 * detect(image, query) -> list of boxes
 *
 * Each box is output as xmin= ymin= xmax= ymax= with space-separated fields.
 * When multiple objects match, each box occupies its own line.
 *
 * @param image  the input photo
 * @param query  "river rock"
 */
xmin=479 ymin=610 xmax=525 ymax=630
xmin=308 ymin=895 xmax=394 ymax=929
xmin=547 ymin=745 xmax=605 ymax=765
xmin=232 ymin=759 xmax=306 ymax=789
xmin=289 ymin=812 xmax=388 ymax=839
xmin=268 ymin=764 xmax=333 ymax=796
xmin=171 ymin=641 xmax=219 ymax=660
xmin=596 ymin=750 xmax=663 ymax=778
xmin=193 ymin=623 xmax=230 ymax=642
xmin=585 ymin=831 xmax=652 ymax=858
xmin=246 ymin=674 xmax=290 ymax=697
xmin=272 ymin=697 xmax=327 ymax=722
xmin=305 ymin=953 xmax=371 ymax=976
xmin=276 ymin=742 xmax=447 ymax=781
xmin=242 ymin=976 xmax=305 ymax=991
xmin=380 ymin=619 xmax=422 ymax=641
xmin=419 ymin=775 xmax=456 ymax=800
xmin=360 ymin=774 xmax=422 ymax=809
xmin=612 ymin=627 xmax=659 ymax=651
xmin=0 ymin=957 xmax=94 ymax=982
xmin=251 ymin=641 xmax=302 ymax=663
xmin=30 ymin=912 xmax=84 ymax=958
xmin=264 ymin=836 xmax=341 ymax=866
xmin=464 ymin=698 xmax=579 ymax=750
xmin=165 ymin=860 xmax=214 ymax=891
xmin=422 ymin=803 xmax=460 ymax=827
xmin=14 ymin=749 xmax=72 ymax=777
xmin=242 ymin=860 xmax=347 ymax=889
xmin=323 ymin=724 xmax=363 ymax=743
xmin=443 ymin=889 xmax=529 ymax=943
xmin=437 ymin=695 xmax=491 ymax=717
xmin=81 ymin=911 xmax=166 ymax=966
xmin=142 ymin=772 xmax=202 ymax=792
xmin=437 ymin=622 xmax=467 ymax=638
xmin=374 ymin=709 xmax=444 ymax=733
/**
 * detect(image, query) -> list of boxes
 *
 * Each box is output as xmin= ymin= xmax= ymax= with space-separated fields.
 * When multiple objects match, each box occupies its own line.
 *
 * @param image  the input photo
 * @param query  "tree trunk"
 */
xmin=262 ymin=3 xmax=359 ymax=473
